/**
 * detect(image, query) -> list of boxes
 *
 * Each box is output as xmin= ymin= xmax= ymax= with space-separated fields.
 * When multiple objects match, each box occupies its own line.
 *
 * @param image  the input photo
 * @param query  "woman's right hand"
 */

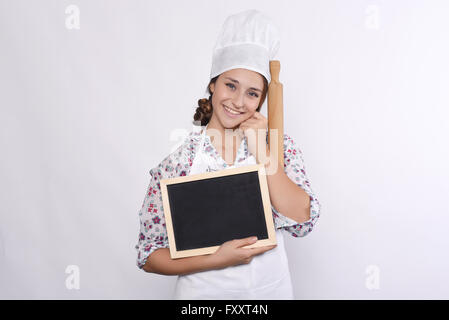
xmin=208 ymin=236 xmax=277 ymax=269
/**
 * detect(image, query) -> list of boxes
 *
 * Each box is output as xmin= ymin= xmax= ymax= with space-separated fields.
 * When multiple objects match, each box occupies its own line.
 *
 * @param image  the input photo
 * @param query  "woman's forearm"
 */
xmin=143 ymin=248 xmax=216 ymax=276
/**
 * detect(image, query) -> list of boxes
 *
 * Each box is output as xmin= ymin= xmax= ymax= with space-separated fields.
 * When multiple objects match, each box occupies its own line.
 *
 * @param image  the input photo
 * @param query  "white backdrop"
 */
xmin=1 ymin=0 xmax=448 ymax=299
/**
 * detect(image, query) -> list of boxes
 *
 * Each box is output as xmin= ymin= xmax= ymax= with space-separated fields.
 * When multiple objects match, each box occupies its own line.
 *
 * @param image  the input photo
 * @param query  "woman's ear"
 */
xmin=210 ymin=82 xmax=215 ymax=94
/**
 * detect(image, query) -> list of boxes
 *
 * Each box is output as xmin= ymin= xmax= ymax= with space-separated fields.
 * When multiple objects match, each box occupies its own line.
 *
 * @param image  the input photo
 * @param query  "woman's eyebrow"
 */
xmin=225 ymin=77 xmax=262 ymax=92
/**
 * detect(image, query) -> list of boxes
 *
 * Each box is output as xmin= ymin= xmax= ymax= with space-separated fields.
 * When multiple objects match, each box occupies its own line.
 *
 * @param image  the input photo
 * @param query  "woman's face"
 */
xmin=209 ymin=68 xmax=264 ymax=129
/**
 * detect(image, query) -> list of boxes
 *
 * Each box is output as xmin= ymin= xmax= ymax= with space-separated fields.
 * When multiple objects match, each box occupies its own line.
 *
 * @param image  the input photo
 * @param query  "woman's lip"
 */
xmin=223 ymin=104 xmax=244 ymax=118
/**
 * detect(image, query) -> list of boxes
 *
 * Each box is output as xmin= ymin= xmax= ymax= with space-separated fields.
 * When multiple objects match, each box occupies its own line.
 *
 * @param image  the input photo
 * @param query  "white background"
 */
xmin=1 ymin=0 xmax=448 ymax=299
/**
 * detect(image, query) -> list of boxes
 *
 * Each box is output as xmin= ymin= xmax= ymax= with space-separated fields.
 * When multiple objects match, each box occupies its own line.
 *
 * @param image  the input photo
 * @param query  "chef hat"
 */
xmin=209 ymin=9 xmax=280 ymax=85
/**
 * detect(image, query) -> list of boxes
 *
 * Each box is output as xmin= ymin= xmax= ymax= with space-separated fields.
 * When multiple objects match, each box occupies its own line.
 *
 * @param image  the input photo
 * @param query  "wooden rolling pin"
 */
xmin=267 ymin=60 xmax=284 ymax=170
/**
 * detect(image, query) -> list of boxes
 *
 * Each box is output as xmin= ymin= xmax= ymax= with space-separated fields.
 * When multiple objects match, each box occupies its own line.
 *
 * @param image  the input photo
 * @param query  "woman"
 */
xmin=135 ymin=9 xmax=321 ymax=300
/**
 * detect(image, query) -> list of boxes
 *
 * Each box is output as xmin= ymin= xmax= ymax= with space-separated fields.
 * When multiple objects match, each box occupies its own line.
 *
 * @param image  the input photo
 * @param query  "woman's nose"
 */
xmin=231 ymin=91 xmax=245 ymax=109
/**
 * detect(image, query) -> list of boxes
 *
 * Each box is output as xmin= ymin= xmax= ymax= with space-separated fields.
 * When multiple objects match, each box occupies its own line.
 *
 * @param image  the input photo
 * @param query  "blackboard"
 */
xmin=160 ymin=163 xmax=277 ymax=259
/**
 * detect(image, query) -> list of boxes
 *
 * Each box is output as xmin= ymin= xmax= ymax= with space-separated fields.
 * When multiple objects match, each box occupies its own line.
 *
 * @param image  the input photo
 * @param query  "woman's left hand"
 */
xmin=238 ymin=111 xmax=269 ymax=163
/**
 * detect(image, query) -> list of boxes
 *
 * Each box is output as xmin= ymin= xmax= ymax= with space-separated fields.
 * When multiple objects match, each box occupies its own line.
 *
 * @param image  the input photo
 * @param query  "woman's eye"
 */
xmin=249 ymin=92 xmax=259 ymax=98
xmin=226 ymin=83 xmax=258 ymax=97
xmin=226 ymin=83 xmax=259 ymax=98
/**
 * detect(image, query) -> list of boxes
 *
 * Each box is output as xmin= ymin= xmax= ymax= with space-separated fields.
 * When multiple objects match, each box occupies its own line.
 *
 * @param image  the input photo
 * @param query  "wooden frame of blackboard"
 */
xmin=159 ymin=163 xmax=277 ymax=259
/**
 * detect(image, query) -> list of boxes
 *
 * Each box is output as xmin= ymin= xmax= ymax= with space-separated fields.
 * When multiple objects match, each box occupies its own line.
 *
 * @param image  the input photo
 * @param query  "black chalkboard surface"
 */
xmin=160 ymin=163 xmax=277 ymax=259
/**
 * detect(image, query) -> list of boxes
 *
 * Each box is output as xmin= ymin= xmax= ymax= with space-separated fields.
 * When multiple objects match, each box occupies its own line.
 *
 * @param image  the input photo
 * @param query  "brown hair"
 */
xmin=193 ymin=75 xmax=269 ymax=126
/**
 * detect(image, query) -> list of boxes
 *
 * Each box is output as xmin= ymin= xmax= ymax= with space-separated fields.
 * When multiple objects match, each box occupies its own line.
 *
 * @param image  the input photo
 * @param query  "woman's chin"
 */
xmin=220 ymin=119 xmax=241 ymax=130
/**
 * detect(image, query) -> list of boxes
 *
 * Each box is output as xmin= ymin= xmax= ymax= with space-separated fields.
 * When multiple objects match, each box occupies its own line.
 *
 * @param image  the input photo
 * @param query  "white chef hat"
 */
xmin=209 ymin=9 xmax=280 ymax=85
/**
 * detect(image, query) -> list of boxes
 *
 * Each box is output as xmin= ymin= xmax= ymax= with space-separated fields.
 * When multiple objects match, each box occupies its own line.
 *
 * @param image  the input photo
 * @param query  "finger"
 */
xmin=248 ymin=244 xmax=277 ymax=256
xmin=240 ymin=127 xmax=255 ymax=134
xmin=241 ymin=126 xmax=258 ymax=132
xmin=234 ymin=236 xmax=258 ymax=247
xmin=244 ymin=116 xmax=260 ymax=122
xmin=241 ymin=127 xmax=266 ymax=137
xmin=241 ymin=118 xmax=265 ymax=127
xmin=252 ymin=112 xmax=266 ymax=120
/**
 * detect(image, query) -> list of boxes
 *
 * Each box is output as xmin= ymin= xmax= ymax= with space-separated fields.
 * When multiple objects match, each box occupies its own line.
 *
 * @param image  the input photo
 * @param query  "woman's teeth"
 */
xmin=224 ymin=105 xmax=242 ymax=115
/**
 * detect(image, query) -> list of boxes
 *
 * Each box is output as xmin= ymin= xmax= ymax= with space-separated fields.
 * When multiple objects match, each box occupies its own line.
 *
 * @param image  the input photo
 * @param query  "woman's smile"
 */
xmin=223 ymin=104 xmax=244 ymax=118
